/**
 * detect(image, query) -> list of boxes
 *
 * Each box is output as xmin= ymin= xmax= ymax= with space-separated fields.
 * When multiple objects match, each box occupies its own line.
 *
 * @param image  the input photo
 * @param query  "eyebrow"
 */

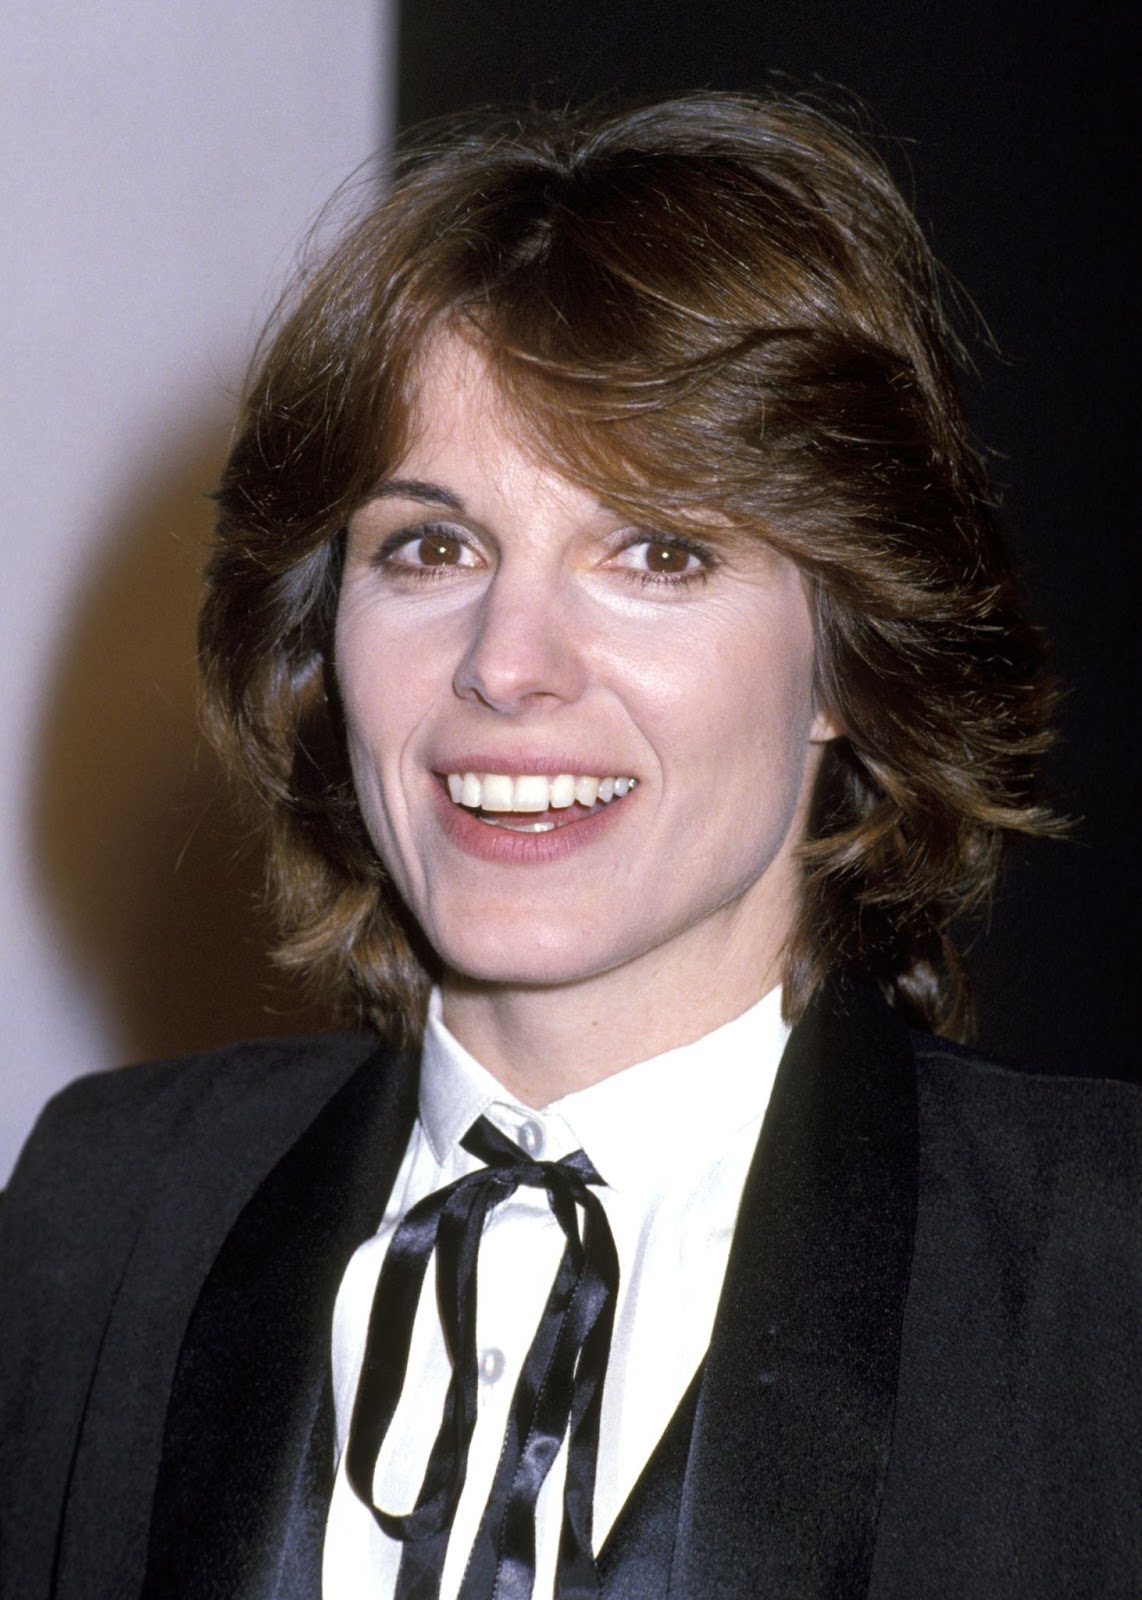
xmin=369 ymin=476 xmax=619 ymax=523
xmin=369 ymin=478 xmax=465 ymax=511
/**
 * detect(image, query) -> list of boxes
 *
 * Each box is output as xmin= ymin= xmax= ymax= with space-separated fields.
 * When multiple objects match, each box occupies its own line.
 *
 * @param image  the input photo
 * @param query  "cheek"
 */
xmin=335 ymin=588 xmax=427 ymax=754
xmin=334 ymin=614 xmax=411 ymax=831
xmin=642 ymin=607 xmax=819 ymax=771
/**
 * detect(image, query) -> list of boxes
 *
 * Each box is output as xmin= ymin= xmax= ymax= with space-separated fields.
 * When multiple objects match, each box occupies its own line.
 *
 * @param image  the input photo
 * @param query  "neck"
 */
xmin=441 ymin=935 xmax=784 ymax=1107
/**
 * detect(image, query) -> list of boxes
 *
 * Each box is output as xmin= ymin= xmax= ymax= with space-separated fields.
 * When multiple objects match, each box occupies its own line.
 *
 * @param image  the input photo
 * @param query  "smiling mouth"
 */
xmin=442 ymin=771 xmax=638 ymax=833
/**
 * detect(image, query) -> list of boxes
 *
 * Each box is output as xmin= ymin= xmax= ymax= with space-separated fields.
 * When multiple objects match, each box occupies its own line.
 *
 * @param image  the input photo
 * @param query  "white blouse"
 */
xmin=323 ymin=985 xmax=789 ymax=1599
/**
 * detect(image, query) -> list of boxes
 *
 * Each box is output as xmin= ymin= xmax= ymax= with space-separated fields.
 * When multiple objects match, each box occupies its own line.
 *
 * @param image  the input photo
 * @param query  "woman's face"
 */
xmin=336 ymin=337 xmax=836 ymax=1007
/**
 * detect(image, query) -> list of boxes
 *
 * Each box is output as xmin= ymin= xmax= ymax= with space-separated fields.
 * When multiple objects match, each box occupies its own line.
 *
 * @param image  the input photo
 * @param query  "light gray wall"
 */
xmin=1 ymin=0 xmax=392 ymax=1181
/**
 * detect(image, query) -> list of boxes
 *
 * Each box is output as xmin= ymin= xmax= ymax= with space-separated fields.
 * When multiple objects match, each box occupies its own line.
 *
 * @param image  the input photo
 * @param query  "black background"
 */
xmin=396 ymin=0 xmax=1138 ymax=1075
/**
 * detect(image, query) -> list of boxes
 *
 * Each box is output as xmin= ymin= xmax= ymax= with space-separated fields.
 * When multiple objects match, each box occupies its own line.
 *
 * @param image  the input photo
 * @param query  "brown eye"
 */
xmin=611 ymin=533 xmax=710 ymax=583
xmin=643 ymin=541 xmax=692 ymax=574
xmin=418 ymin=533 xmax=463 ymax=566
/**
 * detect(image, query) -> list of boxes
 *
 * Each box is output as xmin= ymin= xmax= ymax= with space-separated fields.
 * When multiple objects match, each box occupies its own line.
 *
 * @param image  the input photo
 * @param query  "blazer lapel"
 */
xmin=598 ymin=1365 xmax=702 ymax=1600
xmin=143 ymin=1040 xmax=420 ymax=1600
xmin=670 ymin=982 xmax=919 ymax=1600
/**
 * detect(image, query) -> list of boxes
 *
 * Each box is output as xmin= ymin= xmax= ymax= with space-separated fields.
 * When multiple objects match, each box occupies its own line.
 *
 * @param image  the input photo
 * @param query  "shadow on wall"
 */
xmin=30 ymin=422 xmax=339 ymax=1065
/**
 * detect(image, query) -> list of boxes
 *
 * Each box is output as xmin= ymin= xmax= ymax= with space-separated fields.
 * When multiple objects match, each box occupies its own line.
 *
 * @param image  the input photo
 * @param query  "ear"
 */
xmin=809 ymin=703 xmax=844 ymax=743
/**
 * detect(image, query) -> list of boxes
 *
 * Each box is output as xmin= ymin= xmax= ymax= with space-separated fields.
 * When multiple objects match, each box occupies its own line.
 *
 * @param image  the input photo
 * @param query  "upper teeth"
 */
xmin=445 ymin=772 xmax=636 ymax=812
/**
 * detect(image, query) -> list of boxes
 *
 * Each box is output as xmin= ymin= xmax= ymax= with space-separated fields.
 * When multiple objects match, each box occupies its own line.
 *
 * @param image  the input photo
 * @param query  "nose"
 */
xmin=453 ymin=565 xmax=589 ymax=714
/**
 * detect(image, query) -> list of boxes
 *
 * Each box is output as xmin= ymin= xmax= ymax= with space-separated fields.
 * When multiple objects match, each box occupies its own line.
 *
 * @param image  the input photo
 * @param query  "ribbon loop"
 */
xmin=345 ymin=1115 xmax=619 ymax=1600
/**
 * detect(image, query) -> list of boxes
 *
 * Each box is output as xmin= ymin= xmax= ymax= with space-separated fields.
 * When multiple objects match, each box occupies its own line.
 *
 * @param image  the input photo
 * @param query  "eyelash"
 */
xmin=370 ymin=523 xmax=719 ymax=589
xmin=616 ymin=533 xmax=718 ymax=589
xmin=372 ymin=523 xmax=472 ymax=580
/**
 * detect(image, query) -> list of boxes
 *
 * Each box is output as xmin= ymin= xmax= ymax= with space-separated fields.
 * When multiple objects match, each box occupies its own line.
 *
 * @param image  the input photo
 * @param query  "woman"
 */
xmin=1 ymin=94 xmax=1138 ymax=1600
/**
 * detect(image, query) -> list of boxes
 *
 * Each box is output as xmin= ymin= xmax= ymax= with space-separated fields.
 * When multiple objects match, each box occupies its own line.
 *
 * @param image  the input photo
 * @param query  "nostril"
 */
xmin=453 ymin=599 xmax=587 ymax=713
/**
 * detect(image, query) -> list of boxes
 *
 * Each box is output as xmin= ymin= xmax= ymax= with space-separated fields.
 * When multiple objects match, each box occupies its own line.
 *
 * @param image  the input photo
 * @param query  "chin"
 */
xmin=440 ymin=945 xmax=599 ymax=991
xmin=431 ymin=916 xmax=631 ymax=992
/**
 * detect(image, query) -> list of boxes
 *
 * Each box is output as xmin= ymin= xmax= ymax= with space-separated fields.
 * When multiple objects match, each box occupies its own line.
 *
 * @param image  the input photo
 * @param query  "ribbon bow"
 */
xmin=346 ymin=1115 xmax=620 ymax=1600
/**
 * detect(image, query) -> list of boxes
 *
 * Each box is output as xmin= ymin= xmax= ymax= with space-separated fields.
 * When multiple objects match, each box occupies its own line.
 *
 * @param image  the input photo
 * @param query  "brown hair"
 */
xmin=201 ymin=92 xmax=1056 ymax=1043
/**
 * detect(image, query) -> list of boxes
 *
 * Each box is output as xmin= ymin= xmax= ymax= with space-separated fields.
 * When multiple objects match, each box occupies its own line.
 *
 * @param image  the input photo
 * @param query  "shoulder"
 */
xmin=0 ymin=1035 xmax=410 ymax=1594
xmin=905 ymin=1029 xmax=1140 ymax=1350
xmin=0 ymin=1033 xmax=404 ymax=1427
xmin=21 ymin=1031 xmax=384 ymax=1155
xmin=910 ymin=1030 xmax=1140 ymax=1209
xmin=882 ymin=1032 xmax=1141 ymax=1589
xmin=0 ymin=1033 xmax=393 ymax=1285
xmin=8 ymin=1033 xmax=383 ymax=1196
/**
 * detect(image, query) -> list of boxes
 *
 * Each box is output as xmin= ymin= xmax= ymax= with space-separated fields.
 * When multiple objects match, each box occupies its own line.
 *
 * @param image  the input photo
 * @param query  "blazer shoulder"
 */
xmin=907 ymin=1028 xmax=1141 ymax=1304
xmin=1 ymin=1032 xmax=392 ymax=1289
xmin=910 ymin=1029 xmax=1141 ymax=1160
xmin=881 ymin=1035 xmax=1141 ymax=1593
xmin=20 ymin=1029 xmax=378 ymax=1163
xmin=911 ymin=1026 xmax=1140 ymax=1167
xmin=34 ymin=1029 xmax=382 ymax=1129
xmin=0 ymin=1032 xmax=402 ymax=1418
xmin=0 ymin=1035 xmax=411 ymax=1600
xmin=911 ymin=1025 xmax=1141 ymax=1087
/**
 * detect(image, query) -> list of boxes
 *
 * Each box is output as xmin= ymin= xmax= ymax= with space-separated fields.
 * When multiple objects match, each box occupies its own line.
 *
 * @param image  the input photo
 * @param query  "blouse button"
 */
xmin=479 ymin=1347 xmax=505 ymax=1385
xmin=517 ymin=1119 xmax=545 ymax=1157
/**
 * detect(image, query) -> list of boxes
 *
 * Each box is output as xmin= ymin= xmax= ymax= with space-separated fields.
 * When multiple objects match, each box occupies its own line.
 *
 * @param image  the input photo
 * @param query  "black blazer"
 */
xmin=1 ymin=985 xmax=1139 ymax=1599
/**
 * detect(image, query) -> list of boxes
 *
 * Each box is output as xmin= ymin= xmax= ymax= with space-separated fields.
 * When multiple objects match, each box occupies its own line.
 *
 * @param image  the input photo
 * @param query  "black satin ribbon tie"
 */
xmin=345 ymin=1115 xmax=620 ymax=1600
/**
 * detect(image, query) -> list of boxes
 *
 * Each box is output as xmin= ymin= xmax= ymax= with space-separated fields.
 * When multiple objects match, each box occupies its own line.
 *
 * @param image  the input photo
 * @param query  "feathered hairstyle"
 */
xmin=201 ymin=93 xmax=1057 ymax=1042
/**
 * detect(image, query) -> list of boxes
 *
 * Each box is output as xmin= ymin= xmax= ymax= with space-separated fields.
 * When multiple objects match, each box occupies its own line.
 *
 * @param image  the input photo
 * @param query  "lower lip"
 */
xmin=432 ymin=782 xmax=633 ymax=864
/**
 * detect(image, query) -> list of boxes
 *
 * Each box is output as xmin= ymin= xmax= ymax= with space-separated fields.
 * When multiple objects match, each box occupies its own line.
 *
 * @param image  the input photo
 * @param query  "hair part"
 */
xmin=201 ymin=91 xmax=1057 ymax=1044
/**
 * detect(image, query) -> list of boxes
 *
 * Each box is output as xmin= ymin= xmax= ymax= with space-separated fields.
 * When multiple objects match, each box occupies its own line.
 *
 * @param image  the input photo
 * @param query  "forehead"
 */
xmin=386 ymin=325 xmax=793 ymax=577
xmin=393 ymin=329 xmax=710 ymax=535
xmin=402 ymin=331 xmax=515 ymax=456
xmin=391 ymin=331 xmax=620 ymax=528
xmin=391 ymin=335 xmax=564 ymax=511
